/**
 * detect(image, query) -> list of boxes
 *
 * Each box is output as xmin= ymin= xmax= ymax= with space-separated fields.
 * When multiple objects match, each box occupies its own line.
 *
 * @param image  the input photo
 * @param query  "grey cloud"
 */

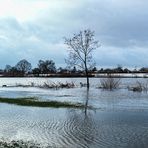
xmin=0 ymin=0 xmax=148 ymax=68
xmin=0 ymin=18 xmax=66 ymax=68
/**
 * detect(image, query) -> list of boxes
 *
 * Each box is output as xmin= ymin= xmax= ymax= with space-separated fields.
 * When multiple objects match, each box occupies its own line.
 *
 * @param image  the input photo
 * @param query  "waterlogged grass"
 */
xmin=0 ymin=97 xmax=86 ymax=109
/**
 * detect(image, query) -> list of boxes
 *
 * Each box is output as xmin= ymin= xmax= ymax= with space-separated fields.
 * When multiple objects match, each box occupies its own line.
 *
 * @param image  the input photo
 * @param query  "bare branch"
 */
xmin=64 ymin=29 xmax=100 ymax=88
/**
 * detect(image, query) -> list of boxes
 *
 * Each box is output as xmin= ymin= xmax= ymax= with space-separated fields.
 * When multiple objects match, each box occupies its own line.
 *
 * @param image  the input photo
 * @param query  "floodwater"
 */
xmin=0 ymin=78 xmax=148 ymax=148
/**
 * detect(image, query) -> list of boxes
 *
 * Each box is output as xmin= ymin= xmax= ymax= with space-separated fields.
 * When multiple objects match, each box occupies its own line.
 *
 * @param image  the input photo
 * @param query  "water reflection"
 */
xmin=84 ymin=89 xmax=89 ymax=115
xmin=64 ymin=109 xmax=98 ymax=148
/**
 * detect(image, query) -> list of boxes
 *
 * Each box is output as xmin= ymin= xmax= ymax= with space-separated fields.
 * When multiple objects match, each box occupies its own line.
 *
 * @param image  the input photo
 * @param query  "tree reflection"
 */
xmin=84 ymin=89 xmax=89 ymax=115
xmin=59 ymin=89 xmax=99 ymax=147
xmin=65 ymin=108 xmax=98 ymax=147
xmin=66 ymin=88 xmax=97 ymax=147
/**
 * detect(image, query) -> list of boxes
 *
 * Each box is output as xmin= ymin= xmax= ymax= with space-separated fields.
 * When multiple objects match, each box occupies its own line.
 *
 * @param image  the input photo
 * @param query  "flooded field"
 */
xmin=0 ymin=78 xmax=148 ymax=148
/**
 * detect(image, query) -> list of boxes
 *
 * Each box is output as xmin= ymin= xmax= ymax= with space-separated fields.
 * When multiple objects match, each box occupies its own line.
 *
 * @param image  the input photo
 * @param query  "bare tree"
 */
xmin=15 ymin=59 xmax=32 ymax=75
xmin=38 ymin=60 xmax=56 ymax=74
xmin=64 ymin=29 xmax=99 ymax=89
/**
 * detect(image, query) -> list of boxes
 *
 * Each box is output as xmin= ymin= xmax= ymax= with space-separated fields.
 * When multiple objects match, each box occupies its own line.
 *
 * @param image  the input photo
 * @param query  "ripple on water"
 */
xmin=0 ymin=104 xmax=148 ymax=148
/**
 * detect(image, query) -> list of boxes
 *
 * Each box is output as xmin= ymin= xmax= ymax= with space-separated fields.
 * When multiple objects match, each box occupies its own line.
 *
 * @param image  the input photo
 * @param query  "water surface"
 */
xmin=0 ymin=78 xmax=147 ymax=148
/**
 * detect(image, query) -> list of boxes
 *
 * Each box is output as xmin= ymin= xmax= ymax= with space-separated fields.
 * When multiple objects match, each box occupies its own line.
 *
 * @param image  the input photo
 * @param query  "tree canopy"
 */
xmin=38 ymin=60 xmax=56 ymax=73
xmin=15 ymin=59 xmax=32 ymax=74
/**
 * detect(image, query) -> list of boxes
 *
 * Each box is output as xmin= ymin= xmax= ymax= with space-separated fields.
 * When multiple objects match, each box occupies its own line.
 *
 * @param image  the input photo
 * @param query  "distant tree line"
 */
xmin=4 ymin=59 xmax=32 ymax=77
xmin=98 ymin=66 xmax=148 ymax=74
xmin=3 ymin=59 xmax=56 ymax=77
xmin=0 ymin=59 xmax=147 ymax=77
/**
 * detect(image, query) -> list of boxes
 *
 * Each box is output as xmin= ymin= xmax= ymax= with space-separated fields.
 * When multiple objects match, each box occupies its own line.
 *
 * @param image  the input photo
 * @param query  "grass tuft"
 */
xmin=0 ymin=97 xmax=86 ymax=109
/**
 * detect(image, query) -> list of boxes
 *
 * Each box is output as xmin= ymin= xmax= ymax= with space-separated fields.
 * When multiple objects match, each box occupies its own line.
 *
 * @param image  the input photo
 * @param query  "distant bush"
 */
xmin=128 ymin=80 xmax=148 ymax=92
xmin=100 ymin=74 xmax=121 ymax=90
xmin=2 ymin=81 xmax=75 ymax=89
xmin=39 ymin=81 xmax=75 ymax=89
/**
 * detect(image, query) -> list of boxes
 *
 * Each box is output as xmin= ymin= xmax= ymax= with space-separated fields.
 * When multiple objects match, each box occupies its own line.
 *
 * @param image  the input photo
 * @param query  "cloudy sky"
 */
xmin=0 ymin=0 xmax=147 ymax=69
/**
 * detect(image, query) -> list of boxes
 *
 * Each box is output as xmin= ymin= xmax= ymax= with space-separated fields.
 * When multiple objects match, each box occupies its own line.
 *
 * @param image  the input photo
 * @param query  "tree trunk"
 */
xmin=85 ymin=69 xmax=89 ymax=89
xmin=84 ymin=59 xmax=89 ymax=89
xmin=86 ymin=74 xmax=89 ymax=89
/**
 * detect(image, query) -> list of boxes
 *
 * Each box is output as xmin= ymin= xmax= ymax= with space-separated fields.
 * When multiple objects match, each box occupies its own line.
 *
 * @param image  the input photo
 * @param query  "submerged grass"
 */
xmin=0 ymin=97 xmax=86 ymax=109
